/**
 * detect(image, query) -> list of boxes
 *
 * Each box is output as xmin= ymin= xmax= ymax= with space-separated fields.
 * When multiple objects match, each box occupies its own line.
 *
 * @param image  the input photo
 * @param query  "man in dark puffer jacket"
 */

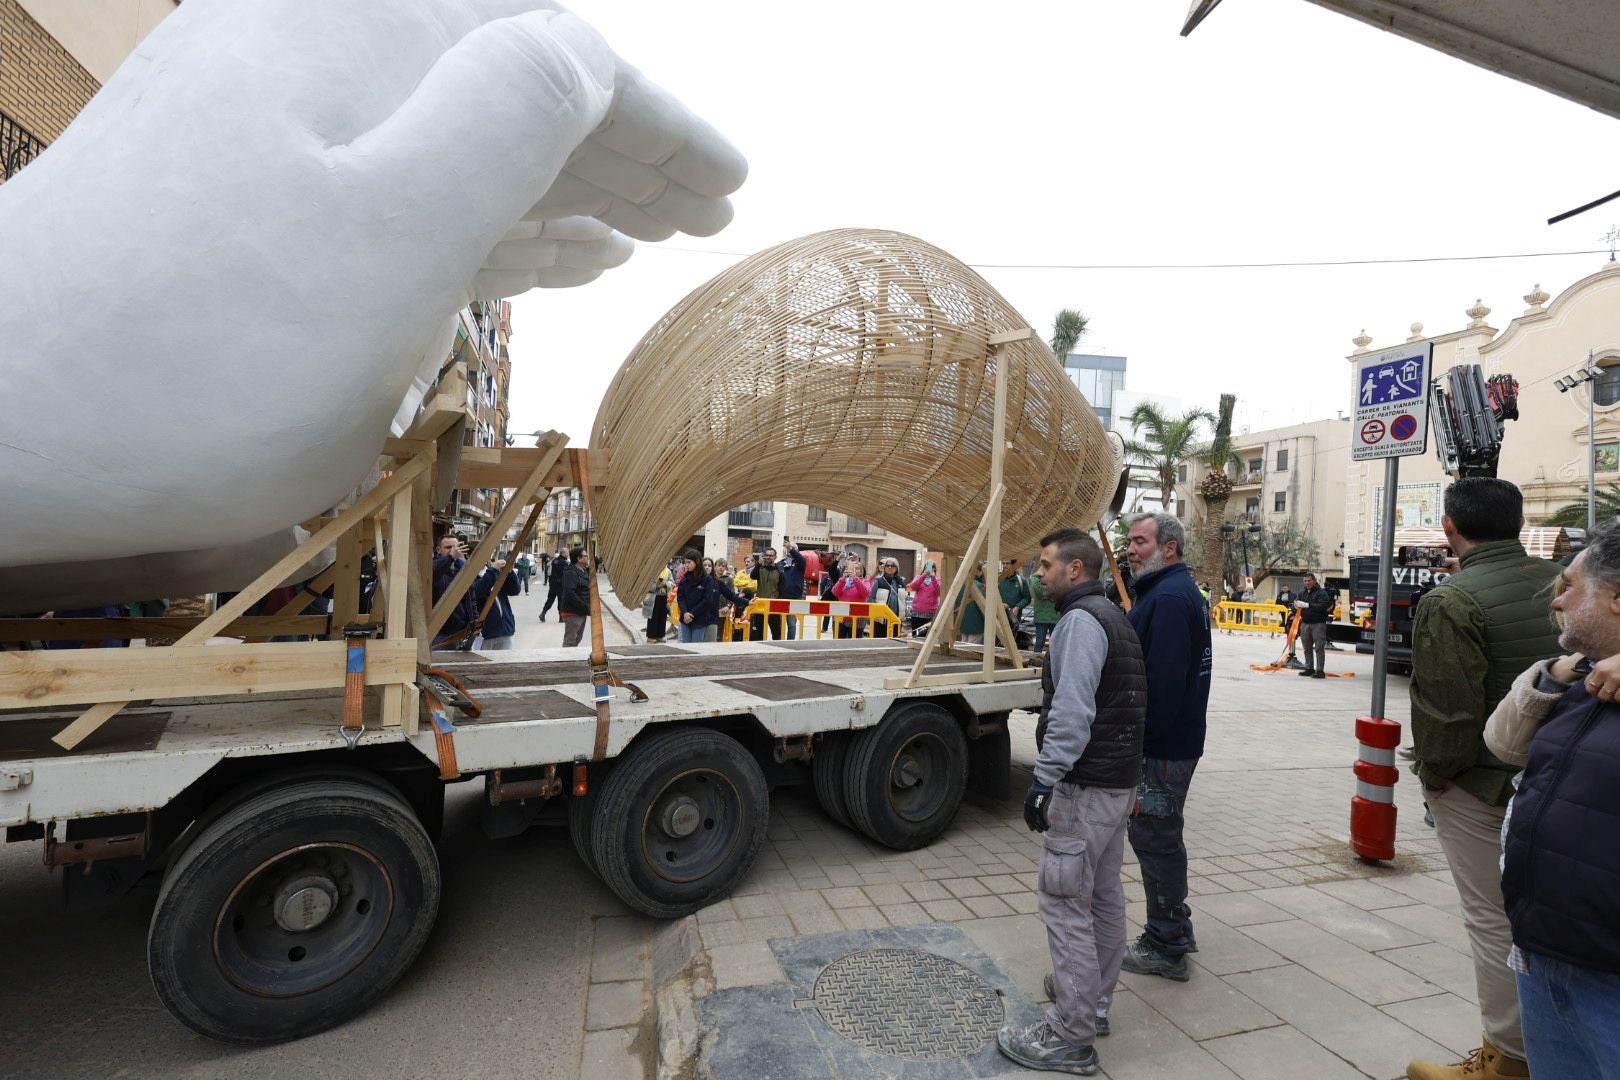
xmin=1498 ymin=524 xmax=1620 ymax=1080
xmin=997 ymin=529 xmax=1145 ymax=1078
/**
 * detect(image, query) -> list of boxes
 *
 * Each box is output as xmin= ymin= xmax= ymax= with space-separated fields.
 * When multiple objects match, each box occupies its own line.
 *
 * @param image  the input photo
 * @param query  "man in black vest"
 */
xmin=997 ymin=528 xmax=1145 ymax=1077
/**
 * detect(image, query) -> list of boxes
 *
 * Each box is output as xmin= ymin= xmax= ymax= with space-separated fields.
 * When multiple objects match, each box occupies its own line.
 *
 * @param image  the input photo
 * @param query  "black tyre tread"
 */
xmin=811 ymin=731 xmax=853 ymax=828
xmin=588 ymin=728 xmax=768 ymax=919
xmin=843 ymin=701 xmax=968 ymax=851
xmin=567 ymin=778 xmax=603 ymax=876
xmin=148 ymin=777 xmax=440 ymax=1044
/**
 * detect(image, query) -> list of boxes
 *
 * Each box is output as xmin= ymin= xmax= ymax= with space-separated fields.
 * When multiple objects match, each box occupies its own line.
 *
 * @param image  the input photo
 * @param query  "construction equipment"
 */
xmin=1430 ymin=364 xmax=1520 ymax=478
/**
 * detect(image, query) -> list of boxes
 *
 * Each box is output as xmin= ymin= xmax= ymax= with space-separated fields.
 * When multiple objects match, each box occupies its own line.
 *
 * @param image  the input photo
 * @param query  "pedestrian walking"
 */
xmin=513 ymin=551 xmax=533 ymax=595
xmin=1405 ymin=478 xmax=1558 ymax=1080
xmin=559 ymin=547 xmax=593 ymax=648
xmin=1292 ymin=572 xmax=1335 ymax=677
xmin=646 ymin=563 xmax=671 ymax=643
xmin=1119 ymin=512 xmax=1211 ymax=982
xmin=997 ymin=529 xmax=1145 ymax=1077
xmin=539 ymin=549 xmax=568 ymax=621
xmin=1483 ymin=527 xmax=1620 ymax=1080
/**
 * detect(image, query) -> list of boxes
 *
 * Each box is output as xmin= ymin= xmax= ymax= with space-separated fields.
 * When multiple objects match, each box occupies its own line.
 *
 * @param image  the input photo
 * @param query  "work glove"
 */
xmin=1023 ymin=782 xmax=1054 ymax=833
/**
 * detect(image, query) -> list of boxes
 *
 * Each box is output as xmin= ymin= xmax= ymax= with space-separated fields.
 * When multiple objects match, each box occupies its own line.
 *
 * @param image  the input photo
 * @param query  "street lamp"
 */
xmin=1555 ymin=349 xmax=1603 ymax=533
xmin=1220 ymin=520 xmax=1262 ymax=595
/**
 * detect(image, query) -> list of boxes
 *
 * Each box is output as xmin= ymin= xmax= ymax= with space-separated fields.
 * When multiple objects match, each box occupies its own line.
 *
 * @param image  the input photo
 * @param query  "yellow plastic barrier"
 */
xmin=723 ymin=598 xmax=904 ymax=641
xmin=1212 ymin=601 xmax=1290 ymax=634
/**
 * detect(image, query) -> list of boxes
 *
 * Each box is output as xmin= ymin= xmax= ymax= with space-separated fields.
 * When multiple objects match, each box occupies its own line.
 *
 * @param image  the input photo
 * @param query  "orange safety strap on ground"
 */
xmin=1249 ymin=610 xmax=1355 ymax=676
xmin=340 ymin=624 xmax=373 ymax=748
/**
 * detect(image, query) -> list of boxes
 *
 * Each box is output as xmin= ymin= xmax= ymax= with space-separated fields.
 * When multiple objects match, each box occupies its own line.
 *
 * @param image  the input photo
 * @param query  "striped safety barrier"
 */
xmin=1211 ymin=601 xmax=1290 ymax=634
xmin=1350 ymin=715 xmax=1401 ymax=861
xmin=725 ymin=598 xmax=903 ymax=641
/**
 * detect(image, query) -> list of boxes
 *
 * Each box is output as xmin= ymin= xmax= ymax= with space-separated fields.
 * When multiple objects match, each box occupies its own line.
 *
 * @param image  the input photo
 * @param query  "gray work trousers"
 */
xmin=562 ymin=614 xmax=587 ymax=647
xmin=1429 ymin=784 xmax=1525 ymax=1061
xmin=1039 ymin=782 xmax=1134 ymax=1046
xmin=1299 ymin=621 xmax=1327 ymax=672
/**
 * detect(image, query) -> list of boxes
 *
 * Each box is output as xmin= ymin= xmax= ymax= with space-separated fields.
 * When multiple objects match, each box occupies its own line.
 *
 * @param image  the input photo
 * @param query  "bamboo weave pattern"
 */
xmin=590 ymin=229 xmax=1120 ymax=599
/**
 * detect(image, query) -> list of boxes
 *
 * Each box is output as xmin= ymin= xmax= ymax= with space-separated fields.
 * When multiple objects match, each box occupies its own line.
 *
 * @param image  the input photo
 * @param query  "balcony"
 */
xmin=1230 ymin=470 xmax=1264 ymax=489
xmin=728 ymin=509 xmax=774 ymax=529
xmin=830 ymin=516 xmax=878 ymax=536
xmin=2 ymin=111 xmax=47 ymax=182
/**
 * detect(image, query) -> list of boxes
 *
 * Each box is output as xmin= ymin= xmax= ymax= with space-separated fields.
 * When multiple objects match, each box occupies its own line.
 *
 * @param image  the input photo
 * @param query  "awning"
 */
xmin=1183 ymin=1 xmax=1620 ymax=121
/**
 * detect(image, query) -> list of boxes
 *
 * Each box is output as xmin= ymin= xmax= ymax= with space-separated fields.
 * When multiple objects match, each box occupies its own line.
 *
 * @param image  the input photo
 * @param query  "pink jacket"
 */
xmin=908 ymin=573 xmax=940 ymax=615
xmin=831 ymin=575 xmax=870 ymax=603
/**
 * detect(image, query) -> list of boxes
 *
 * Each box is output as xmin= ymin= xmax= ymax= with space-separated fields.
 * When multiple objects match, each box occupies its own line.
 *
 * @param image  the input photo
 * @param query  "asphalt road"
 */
xmin=0 ymin=783 xmax=628 ymax=1079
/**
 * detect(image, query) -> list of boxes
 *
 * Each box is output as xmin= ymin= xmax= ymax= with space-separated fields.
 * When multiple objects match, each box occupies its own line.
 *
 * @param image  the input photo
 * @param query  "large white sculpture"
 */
xmin=0 ymin=0 xmax=745 ymax=613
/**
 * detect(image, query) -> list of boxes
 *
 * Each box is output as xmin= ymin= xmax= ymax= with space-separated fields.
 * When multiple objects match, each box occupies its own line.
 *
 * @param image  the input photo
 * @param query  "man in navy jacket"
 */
xmin=1119 ymin=512 xmax=1212 ymax=982
xmin=776 ymin=539 xmax=807 ymax=639
xmin=472 ymin=557 xmax=521 ymax=650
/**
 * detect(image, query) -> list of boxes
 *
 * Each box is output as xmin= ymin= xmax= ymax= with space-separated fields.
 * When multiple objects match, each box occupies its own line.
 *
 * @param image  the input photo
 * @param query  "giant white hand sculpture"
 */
xmin=0 ymin=0 xmax=744 ymax=612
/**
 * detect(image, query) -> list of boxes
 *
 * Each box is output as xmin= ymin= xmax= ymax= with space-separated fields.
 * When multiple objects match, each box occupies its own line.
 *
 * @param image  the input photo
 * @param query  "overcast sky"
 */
xmin=506 ymin=0 xmax=1620 ymax=448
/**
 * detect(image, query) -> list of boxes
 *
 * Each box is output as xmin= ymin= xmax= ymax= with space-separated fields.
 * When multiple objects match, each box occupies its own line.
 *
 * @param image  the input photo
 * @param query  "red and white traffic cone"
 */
xmin=1351 ymin=715 xmax=1401 ymax=862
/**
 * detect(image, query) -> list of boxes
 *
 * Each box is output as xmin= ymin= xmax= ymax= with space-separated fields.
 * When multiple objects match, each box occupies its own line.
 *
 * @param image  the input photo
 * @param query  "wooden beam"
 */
xmin=428 ymin=433 xmax=567 ymax=637
xmin=0 ymin=616 xmax=343 ymax=642
xmin=988 ymin=327 xmax=1035 ymax=345
xmin=901 ymin=486 xmax=999 ymax=689
xmin=885 ymin=667 xmax=1038 ymax=689
xmin=380 ymin=474 xmax=417 ymax=731
xmin=51 ymin=452 xmax=433 ymax=750
xmin=453 ymin=446 xmax=609 ymax=491
xmin=3 ymin=640 xmax=416 ymax=710
xmin=331 ymin=528 xmax=364 ymax=631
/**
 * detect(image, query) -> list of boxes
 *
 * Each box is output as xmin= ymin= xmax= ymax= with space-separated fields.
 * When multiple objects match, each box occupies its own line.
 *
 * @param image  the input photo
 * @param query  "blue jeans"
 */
xmin=1518 ymin=952 xmax=1620 ymax=1079
xmin=1034 ymin=623 xmax=1054 ymax=653
xmin=1127 ymin=757 xmax=1199 ymax=955
xmin=676 ymin=622 xmax=705 ymax=643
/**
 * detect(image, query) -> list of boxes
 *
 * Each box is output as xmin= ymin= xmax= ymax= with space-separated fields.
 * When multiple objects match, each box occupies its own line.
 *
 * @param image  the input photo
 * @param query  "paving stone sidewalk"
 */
xmin=674 ymin=630 xmax=1477 ymax=1080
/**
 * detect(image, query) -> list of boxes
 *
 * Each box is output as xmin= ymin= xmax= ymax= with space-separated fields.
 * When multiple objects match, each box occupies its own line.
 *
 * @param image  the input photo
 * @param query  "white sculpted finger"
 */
xmin=591 ymin=68 xmax=748 ymax=197
xmin=526 ymin=172 xmax=677 ymax=241
xmin=562 ymin=140 xmax=735 ymax=236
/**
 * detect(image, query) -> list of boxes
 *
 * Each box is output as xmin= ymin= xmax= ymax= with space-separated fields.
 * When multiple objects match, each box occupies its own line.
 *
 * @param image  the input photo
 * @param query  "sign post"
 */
xmin=1349 ymin=341 xmax=1432 ymax=861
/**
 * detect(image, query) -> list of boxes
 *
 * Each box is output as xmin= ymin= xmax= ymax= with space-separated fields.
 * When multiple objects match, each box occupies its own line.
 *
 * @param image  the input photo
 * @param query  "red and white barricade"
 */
xmin=1351 ymin=715 xmax=1401 ymax=861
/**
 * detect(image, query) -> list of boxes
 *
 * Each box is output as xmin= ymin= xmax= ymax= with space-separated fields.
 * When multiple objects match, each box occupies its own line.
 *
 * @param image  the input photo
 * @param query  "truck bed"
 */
xmin=0 ymin=639 xmax=1038 ymax=825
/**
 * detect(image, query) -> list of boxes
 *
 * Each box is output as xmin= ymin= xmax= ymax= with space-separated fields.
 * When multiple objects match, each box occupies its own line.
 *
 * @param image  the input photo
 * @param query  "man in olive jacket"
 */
xmin=1406 ymin=478 xmax=1558 ymax=1080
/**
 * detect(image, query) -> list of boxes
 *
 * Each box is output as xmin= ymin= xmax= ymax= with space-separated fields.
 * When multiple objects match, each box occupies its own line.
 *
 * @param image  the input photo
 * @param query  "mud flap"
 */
xmin=965 ymin=724 xmax=1011 ymax=800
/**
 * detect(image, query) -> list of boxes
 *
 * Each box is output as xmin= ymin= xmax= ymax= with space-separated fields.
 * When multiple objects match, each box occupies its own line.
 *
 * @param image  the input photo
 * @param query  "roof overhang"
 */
xmin=1183 ymin=0 xmax=1620 ymax=121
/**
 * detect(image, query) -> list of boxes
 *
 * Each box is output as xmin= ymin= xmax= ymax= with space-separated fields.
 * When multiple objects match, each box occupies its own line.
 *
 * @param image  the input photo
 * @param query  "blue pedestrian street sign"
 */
xmin=1352 ymin=342 xmax=1432 ymax=461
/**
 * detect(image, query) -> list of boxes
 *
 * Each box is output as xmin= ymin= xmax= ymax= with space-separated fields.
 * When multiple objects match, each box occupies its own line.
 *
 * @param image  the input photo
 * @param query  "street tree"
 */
xmin=1223 ymin=518 xmax=1321 ymax=593
xmin=1543 ymin=483 xmax=1620 ymax=529
xmin=1195 ymin=392 xmax=1239 ymax=586
xmin=1049 ymin=308 xmax=1089 ymax=361
xmin=1123 ymin=402 xmax=1214 ymax=510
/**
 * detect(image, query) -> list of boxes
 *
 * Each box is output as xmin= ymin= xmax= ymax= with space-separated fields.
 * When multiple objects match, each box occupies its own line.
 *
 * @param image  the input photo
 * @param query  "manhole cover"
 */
xmin=807 ymin=949 xmax=1002 ymax=1060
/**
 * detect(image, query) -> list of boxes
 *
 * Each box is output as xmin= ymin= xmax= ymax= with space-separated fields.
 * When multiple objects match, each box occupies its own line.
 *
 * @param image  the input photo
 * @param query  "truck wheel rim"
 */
xmin=212 ymin=842 xmax=394 ymax=998
xmin=885 ymin=733 xmax=950 ymax=823
xmin=642 ymin=769 xmax=742 ymax=884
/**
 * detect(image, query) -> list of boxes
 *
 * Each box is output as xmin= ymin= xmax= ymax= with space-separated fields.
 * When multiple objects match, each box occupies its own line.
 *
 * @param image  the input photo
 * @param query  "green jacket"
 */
xmin=1408 ymin=539 xmax=1561 ymax=805
xmin=1029 ymin=574 xmax=1060 ymax=626
xmin=959 ymin=572 xmax=1030 ymax=636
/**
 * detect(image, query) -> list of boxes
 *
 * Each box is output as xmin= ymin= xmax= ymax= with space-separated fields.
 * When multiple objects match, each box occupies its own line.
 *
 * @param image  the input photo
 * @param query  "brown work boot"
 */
xmin=1406 ymin=1039 xmax=1530 ymax=1080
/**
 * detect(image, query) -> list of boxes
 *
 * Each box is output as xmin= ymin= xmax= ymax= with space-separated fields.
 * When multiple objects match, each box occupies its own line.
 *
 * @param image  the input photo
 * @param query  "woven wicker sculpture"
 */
xmin=591 ymin=229 xmax=1123 ymax=600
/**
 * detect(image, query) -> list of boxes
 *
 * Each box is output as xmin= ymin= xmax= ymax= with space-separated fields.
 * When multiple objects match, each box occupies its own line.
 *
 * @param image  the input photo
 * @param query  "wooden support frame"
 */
xmin=886 ymin=330 xmax=1040 ymax=691
xmin=42 ymin=450 xmax=434 ymax=750
xmin=427 ymin=431 xmax=567 ymax=639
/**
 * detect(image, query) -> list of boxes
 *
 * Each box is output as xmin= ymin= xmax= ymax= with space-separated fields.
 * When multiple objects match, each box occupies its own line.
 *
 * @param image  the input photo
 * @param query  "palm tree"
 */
xmin=1050 ymin=308 xmax=1089 ymax=362
xmin=1196 ymin=393 xmax=1239 ymax=585
xmin=1124 ymin=402 xmax=1214 ymax=512
xmin=1544 ymin=483 xmax=1620 ymax=529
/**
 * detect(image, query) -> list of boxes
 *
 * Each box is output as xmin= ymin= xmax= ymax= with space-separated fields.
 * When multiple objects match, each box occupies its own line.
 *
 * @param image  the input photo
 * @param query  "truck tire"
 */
xmin=567 ymin=778 xmax=603 ymax=877
xmin=843 ymin=701 xmax=968 ymax=850
xmin=812 ymin=731 xmax=854 ymax=828
xmin=147 ymin=777 xmax=440 ymax=1044
xmin=589 ymin=728 xmax=768 ymax=919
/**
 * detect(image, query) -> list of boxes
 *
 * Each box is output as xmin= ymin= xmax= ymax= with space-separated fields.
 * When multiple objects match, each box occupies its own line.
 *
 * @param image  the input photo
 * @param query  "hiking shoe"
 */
xmin=1120 ymin=937 xmax=1190 ymax=981
xmin=1041 ymin=974 xmax=1110 ymax=1037
xmin=1406 ymin=1039 xmax=1530 ymax=1079
xmin=996 ymin=1020 xmax=1099 ymax=1075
